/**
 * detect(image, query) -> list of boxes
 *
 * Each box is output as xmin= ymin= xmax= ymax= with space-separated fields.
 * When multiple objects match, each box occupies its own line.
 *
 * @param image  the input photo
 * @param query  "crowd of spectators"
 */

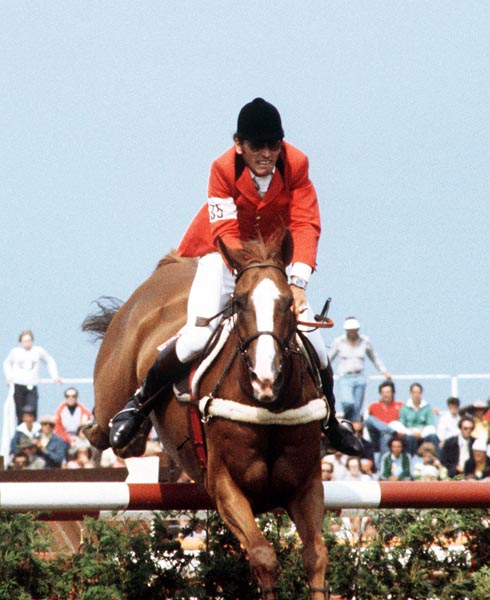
xmin=322 ymin=381 xmax=490 ymax=484
xmin=3 ymin=329 xmax=489 ymax=485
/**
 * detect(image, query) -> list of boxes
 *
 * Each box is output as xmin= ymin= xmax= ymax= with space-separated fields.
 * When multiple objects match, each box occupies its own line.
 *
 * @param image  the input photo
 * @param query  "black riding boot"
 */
xmin=320 ymin=365 xmax=363 ymax=456
xmin=109 ymin=339 xmax=187 ymax=450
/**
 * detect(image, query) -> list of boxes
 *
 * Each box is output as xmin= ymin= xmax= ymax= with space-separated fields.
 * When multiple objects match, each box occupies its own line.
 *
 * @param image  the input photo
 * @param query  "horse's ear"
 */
xmin=217 ymin=236 xmax=242 ymax=271
xmin=280 ymin=230 xmax=294 ymax=266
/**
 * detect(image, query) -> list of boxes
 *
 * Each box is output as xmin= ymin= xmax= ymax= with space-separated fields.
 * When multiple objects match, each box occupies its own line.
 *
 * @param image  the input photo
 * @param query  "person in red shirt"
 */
xmin=365 ymin=380 xmax=404 ymax=467
xmin=109 ymin=98 xmax=361 ymax=457
xmin=54 ymin=387 xmax=92 ymax=447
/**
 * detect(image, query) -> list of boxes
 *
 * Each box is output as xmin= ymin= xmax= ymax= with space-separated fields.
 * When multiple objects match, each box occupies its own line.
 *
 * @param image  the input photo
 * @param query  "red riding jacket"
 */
xmin=177 ymin=141 xmax=321 ymax=270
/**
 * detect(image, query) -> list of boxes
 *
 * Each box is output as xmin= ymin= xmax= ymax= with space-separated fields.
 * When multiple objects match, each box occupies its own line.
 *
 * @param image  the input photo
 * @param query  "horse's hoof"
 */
xmin=82 ymin=423 xmax=110 ymax=450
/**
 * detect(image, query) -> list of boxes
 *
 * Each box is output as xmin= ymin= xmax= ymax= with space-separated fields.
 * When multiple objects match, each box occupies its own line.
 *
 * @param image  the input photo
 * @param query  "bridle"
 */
xmin=232 ymin=262 xmax=296 ymax=368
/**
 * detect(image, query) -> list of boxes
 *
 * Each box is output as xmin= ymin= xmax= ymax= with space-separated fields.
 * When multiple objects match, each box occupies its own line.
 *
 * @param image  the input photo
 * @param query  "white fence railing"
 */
xmin=361 ymin=373 xmax=490 ymax=398
xmin=2 ymin=374 xmax=489 ymax=462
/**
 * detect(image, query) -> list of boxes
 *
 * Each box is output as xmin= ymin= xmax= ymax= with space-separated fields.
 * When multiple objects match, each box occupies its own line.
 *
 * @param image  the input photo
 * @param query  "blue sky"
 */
xmin=1 ymin=2 xmax=488 ymax=425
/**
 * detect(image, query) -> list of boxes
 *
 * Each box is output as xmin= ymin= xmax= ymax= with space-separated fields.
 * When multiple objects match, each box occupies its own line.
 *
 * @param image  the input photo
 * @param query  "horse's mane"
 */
xmin=155 ymin=250 xmax=188 ymax=270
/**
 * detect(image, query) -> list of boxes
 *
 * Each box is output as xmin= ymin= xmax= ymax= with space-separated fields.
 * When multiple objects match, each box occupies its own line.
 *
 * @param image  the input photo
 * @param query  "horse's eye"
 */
xmin=278 ymin=297 xmax=293 ymax=313
xmin=233 ymin=294 xmax=247 ymax=311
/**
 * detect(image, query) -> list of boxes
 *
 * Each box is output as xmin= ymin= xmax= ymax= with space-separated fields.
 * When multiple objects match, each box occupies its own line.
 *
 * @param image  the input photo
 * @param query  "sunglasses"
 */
xmin=65 ymin=393 xmax=78 ymax=398
xmin=246 ymin=140 xmax=282 ymax=153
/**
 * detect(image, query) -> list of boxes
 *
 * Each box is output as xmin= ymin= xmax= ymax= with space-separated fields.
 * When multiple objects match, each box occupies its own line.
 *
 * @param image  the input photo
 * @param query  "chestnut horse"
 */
xmin=83 ymin=231 xmax=329 ymax=599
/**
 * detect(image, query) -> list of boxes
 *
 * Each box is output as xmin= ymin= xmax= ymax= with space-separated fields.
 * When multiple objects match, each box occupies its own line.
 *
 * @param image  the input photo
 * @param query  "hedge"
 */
xmin=1 ymin=508 xmax=489 ymax=599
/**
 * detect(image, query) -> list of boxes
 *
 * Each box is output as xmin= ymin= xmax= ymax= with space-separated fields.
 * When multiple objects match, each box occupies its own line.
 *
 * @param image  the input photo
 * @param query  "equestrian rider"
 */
xmin=109 ymin=98 xmax=362 ymax=456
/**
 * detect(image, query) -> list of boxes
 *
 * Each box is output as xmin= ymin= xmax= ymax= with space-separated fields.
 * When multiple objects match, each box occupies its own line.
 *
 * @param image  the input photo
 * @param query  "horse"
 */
xmin=83 ymin=230 xmax=330 ymax=599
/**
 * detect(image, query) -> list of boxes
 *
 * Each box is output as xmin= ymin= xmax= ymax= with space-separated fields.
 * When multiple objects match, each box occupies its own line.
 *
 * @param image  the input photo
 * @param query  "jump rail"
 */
xmin=1 ymin=481 xmax=490 ymax=519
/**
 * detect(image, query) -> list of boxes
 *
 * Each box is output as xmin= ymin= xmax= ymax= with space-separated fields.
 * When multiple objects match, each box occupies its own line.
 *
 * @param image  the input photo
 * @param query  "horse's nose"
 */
xmin=250 ymin=372 xmax=275 ymax=403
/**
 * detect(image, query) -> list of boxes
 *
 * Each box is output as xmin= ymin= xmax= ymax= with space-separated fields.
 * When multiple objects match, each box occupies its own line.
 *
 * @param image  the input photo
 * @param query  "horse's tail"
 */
xmin=81 ymin=296 xmax=124 ymax=342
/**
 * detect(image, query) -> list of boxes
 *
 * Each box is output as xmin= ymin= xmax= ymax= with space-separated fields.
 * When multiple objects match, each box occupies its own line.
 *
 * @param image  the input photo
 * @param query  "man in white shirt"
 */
xmin=436 ymin=397 xmax=461 ymax=447
xmin=3 ymin=330 xmax=62 ymax=423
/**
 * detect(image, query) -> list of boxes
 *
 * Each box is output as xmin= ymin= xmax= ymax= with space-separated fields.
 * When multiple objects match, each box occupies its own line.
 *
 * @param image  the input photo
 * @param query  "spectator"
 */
xmin=437 ymin=397 xmax=461 ymax=447
xmin=440 ymin=417 xmax=475 ymax=478
xmin=321 ymin=458 xmax=334 ymax=481
xmin=365 ymin=380 xmax=403 ymax=468
xmin=352 ymin=420 xmax=377 ymax=474
xmin=65 ymin=446 xmax=96 ymax=469
xmin=398 ymin=383 xmax=440 ymax=457
xmin=186 ymin=520 xmax=207 ymax=541
xmin=342 ymin=456 xmax=372 ymax=482
xmin=328 ymin=317 xmax=391 ymax=421
xmin=483 ymin=398 xmax=490 ymax=423
xmin=9 ymin=405 xmax=41 ymax=457
xmin=8 ymin=452 xmax=29 ymax=470
xmin=412 ymin=442 xmax=448 ymax=481
xmin=323 ymin=451 xmax=348 ymax=480
xmin=458 ymin=401 xmax=490 ymax=443
xmin=16 ymin=437 xmax=46 ymax=469
xmin=379 ymin=434 xmax=412 ymax=481
xmin=54 ymin=387 xmax=92 ymax=446
xmin=464 ymin=438 xmax=490 ymax=480
xmin=3 ymin=329 xmax=62 ymax=423
xmin=33 ymin=416 xmax=69 ymax=468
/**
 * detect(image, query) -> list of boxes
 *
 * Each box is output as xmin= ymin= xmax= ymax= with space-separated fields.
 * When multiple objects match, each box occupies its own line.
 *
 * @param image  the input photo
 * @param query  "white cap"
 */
xmin=344 ymin=317 xmax=360 ymax=330
xmin=472 ymin=438 xmax=488 ymax=452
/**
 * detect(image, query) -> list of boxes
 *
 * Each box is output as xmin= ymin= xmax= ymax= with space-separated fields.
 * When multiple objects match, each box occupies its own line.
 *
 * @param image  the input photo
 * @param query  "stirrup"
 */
xmin=322 ymin=418 xmax=363 ymax=456
xmin=108 ymin=394 xmax=145 ymax=429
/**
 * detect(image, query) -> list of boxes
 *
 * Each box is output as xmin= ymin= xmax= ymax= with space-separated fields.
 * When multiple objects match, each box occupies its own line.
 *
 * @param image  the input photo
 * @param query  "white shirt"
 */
xmin=3 ymin=346 xmax=59 ymax=387
xmin=458 ymin=433 xmax=471 ymax=470
xmin=437 ymin=410 xmax=460 ymax=442
xmin=328 ymin=334 xmax=387 ymax=376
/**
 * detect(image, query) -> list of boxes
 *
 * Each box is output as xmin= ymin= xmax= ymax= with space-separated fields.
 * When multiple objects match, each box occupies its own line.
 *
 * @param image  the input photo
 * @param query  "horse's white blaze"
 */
xmin=251 ymin=278 xmax=280 ymax=397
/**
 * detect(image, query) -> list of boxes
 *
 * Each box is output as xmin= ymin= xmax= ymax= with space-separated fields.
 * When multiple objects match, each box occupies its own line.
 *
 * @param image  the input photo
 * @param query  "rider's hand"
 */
xmin=290 ymin=285 xmax=308 ymax=320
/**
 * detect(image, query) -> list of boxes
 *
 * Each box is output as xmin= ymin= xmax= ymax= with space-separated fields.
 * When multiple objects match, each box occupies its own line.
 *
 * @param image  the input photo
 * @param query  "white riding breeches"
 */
xmin=175 ymin=252 xmax=329 ymax=369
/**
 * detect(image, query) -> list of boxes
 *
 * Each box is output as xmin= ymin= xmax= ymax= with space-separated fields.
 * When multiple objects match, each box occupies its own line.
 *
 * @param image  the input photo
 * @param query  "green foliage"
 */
xmin=0 ymin=511 xmax=59 ymax=600
xmin=1 ymin=508 xmax=490 ymax=599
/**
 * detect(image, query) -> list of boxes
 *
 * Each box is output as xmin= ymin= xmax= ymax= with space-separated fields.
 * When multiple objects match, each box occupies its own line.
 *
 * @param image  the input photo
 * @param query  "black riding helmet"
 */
xmin=235 ymin=98 xmax=284 ymax=145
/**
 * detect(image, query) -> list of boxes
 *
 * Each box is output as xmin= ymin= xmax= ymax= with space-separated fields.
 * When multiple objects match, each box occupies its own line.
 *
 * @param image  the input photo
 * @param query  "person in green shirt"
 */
xmin=399 ymin=382 xmax=440 ymax=457
xmin=379 ymin=434 xmax=412 ymax=481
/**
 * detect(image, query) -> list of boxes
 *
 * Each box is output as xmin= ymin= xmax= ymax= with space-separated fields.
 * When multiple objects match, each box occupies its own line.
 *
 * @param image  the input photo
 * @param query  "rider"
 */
xmin=109 ymin=98 xmax=362 ymax=456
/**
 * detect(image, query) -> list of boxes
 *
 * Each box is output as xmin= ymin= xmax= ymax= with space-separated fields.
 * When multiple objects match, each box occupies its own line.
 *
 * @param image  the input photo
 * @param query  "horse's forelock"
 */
xmin=241 ymin=229 xmax=290 ymax=267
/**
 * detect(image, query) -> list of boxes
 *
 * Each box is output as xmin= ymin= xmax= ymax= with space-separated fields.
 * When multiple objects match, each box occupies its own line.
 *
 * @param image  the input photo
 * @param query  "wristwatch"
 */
xmin=290 ymin=276 xmax=308 ymax=290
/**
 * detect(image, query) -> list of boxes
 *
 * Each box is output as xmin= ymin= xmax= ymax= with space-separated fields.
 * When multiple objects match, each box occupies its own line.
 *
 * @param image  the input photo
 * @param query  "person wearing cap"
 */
xmin=458 ymin=401 xmax=490 ymax=443
xmin=464 ymin=437 xmax=490 ymax=480
xmin=33 ymin=416 xmax=69 ymax=468
xmin=9 ymin=405 xmax=41 ymax=459
xmin=14 ymin=437 xmax=46 ymax=469
xmin=328 ymin=316 xmax=391 ymax=422
xmin=109 ymin=97 xmax=362 ymax=456
xmin=3 ymin=329 xmax=62 ymax=423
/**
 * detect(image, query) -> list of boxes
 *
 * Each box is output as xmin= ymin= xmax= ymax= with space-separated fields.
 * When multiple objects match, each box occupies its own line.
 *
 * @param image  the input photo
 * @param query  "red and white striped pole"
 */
xmin=1 ymin=481 xmax=489 ymax=519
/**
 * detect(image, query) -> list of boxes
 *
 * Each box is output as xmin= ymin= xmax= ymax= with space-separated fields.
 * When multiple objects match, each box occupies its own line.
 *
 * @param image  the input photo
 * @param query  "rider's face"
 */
xmin=235 ymin=138 xmax=282 ymax=177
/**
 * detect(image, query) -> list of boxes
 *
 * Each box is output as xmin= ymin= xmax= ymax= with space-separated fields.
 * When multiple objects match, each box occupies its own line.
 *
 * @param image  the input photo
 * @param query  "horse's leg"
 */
xmin=287 ymin=479 xmax=329 ymax=600
xmin=210 ymin=473 xmax=280 ymax=598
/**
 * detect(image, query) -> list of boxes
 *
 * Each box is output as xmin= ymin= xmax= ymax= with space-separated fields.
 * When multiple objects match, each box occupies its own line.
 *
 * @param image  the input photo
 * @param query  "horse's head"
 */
xmin=219 ymin=230 xmax=296 ymax=404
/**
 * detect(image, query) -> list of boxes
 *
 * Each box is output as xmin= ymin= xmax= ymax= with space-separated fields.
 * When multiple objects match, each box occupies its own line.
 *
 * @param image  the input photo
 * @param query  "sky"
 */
xmin=1 ymin=2 xmax=489 ymax=430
